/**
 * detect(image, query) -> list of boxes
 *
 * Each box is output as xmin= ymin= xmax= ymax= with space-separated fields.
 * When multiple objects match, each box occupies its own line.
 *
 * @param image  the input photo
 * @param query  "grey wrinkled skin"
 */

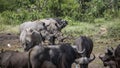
xmin=39 ymin=18 xmax=68 ymax=33
xmin=19 ymin=21 xmax=46 ymax=33
xmin=39 ymin=18 xmax=58 ymax=33
xmin=20 ymin=28 xmax=43 ymax=51
xmin=19 ymin=18 xmax=68 ymax=45
xmin=37 ymin=18 xmax=68 ymax=44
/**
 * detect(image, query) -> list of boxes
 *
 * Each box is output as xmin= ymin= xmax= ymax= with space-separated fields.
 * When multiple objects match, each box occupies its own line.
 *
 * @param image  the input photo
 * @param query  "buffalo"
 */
xmin=114 ymin=44 xmax=120 ymax=68
xmin=41 ymin=61 xmax=56 ymax=68
xmin=99 ymin=46 xmax=116 ymax=68
xmin=0 ymin=49 xmax=57 ymax=68
xmin=74 ymin=36 xmax=95 ymax=68
xmin=29 ymin=43 xmax=81 ymax=68
xmin=20 ymin=28 xmax=43 ymax=51
xmin=0 ymin=50 xmax=29 ymax=68
xmin=99 ymin=44 xmax=120 ymax=68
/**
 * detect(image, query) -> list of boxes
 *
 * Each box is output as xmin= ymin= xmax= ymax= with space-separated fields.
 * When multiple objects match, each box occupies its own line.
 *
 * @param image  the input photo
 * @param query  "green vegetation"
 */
xmin=63 ymin=18 xmax=120 ymax=38
xmin=0 ymin=0 xmax=120 ymax=38
xmin=0 ymin=0 xmax=120 ymax=25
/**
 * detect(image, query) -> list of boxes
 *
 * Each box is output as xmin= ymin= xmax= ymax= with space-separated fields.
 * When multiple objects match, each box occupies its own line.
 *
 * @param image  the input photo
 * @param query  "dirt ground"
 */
xmin=0 ymin=33 xmax=120 ymax=68
xmin=0 ymin=33 xmax=22 ymax=51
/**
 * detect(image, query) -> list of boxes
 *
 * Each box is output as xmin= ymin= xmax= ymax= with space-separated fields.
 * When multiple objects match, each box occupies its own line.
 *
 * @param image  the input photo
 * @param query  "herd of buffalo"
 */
xmin=0 ymin=18 xmax=120 ymax=68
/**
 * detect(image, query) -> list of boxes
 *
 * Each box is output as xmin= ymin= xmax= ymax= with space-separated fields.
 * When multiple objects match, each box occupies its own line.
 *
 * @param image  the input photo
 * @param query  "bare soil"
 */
xmin=0 ymin=33 xmax=22 ymax=51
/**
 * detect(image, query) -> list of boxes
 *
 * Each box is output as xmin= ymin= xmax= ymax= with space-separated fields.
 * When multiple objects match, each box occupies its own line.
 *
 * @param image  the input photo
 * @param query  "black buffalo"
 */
xmin=0 ymin=50 xmax=29 ymax=68
xmin=99 ymin=46 xmax=116 ymax=68
xmin=114 ymin=44 xmax=120 ymax=68
xmin=99 ymin=44 xmax=120 ymax=68
xmin=41 ymin=61 xmax=56 ymax=68
xmin=74 ymin=36 xmax=95 ymax=68
xmin=29 ymin=43 xmax=81 ymax=68
xmin=52 ymin=18 xmax=68 ymax=31
xmin=0 ymin=49 xmax=57 ymax=68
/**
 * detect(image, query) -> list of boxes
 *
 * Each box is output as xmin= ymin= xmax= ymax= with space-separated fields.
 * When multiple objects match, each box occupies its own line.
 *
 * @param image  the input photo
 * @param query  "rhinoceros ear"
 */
xmin=26 ymin=28 xmax=33 ymax=33
xmin=25 ymin=28 xmax=34 ymax=36
xmin=28 ymin=28 xmax=33 ymax=33
xmin=41 ymin=22 xmax=45 ymax=27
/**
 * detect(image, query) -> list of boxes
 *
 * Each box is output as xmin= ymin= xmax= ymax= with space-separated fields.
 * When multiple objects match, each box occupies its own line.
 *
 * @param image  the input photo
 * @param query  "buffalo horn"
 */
xmin=106 ymin=46 xmax=114 ymax=53
xmin=99 ymin=53 xmax=104 ymax=59
xmin=78 ymin=48 xmax=85 ymax=54
xmin=45 ymin=45 xmax=59 ymax=48
xmin=46 ymin=45 xmax=77 ymax=48
xmin=89 ymin=53 xmax=95 ymax=62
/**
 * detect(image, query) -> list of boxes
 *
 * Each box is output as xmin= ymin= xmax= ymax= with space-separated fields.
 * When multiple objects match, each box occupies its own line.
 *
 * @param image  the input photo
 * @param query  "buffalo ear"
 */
xmin=64 ymin=20 xmax=68 ymax=25
xmin=106 ymin=47 xmax=114 ymax=55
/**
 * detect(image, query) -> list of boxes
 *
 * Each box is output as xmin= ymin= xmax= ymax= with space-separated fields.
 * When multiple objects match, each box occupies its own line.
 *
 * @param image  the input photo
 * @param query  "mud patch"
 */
xmin=0 ymin=33 xmax=22 ymax=51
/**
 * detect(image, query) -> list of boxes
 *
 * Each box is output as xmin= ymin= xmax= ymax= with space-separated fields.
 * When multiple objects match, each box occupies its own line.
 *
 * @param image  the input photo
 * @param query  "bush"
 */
xmin=0 ymin=9 xmax=52 ymax=25
xmin=0 ymin=0 xmax=120 ymax=25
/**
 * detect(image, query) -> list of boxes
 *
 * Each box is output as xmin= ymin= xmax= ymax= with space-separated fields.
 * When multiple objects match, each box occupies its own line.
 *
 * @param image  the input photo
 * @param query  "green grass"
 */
xmin=62 ymin=22 xmax=98 ymax=37
xmin=0 ymin=24 xmax=19 ymax=34
xmin=63 ymin=18 xmax=120 ymax=38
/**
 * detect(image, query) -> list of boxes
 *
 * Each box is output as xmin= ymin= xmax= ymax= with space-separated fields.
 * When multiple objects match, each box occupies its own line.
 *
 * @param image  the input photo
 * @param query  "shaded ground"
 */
xmin=0 ymin=33 xmax=120 ymax=68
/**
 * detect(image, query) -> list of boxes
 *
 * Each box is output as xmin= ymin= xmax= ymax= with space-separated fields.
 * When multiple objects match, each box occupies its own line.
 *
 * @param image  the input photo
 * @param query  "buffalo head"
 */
xmin=59 ymin=19 xmax=68 ymax=30
xmin=75 ymin=49 xmax=95 ymax=68
xmin=53 ymin=18 xmax=68 ymax=31
xmin=74 ymin=36 xmax=95 ymax=68
xmin=99 ymin=46 xmax=116 ymax=68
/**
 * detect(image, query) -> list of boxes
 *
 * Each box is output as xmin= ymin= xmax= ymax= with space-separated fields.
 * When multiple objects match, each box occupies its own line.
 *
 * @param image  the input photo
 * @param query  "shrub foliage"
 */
xmin=0 ymin=0 xmax=119 ymax=25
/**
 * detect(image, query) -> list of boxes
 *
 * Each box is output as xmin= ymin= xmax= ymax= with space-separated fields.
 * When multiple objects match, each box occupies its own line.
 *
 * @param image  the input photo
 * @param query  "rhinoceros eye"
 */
xmin=25 ymin=41 xmax=30 ymax=46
